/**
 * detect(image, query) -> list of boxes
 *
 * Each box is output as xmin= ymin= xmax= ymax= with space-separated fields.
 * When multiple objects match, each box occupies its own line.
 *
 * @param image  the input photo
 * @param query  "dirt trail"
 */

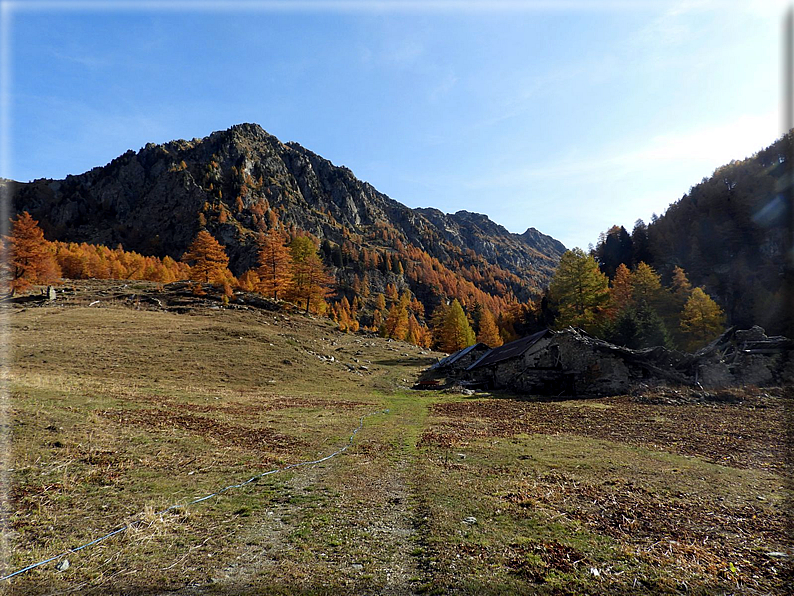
xmin=156 ymin=402 xmax=426 ymax=595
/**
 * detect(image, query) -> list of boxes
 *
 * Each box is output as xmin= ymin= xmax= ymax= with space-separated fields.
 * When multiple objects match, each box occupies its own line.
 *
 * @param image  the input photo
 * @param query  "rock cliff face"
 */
xmin=9 ymin=123 xmax=565 ymax=298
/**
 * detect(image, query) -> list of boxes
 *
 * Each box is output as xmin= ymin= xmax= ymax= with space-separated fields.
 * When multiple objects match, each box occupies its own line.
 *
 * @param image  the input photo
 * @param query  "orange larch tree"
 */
xmin=181 ymin=230 xmax=233 ymax=286
xmin=6 ymin=211 xmax=61 ymax=294
xmin=608 ymin=263 xmax=633 ymax=317
xmin=476 ymin=307 xmax=503 ymax=347
xmin=256 ymin=231 xmax=293 ymax=300
xmin=406 ymin=314 xmax=431 ymax=348
xmin=288 ymin=236 xmax=333 ymax=314
xmin=381 ymin=293 xmax=410 ymax=340
xmin=237 ymin=269 xmax=260 ymax=292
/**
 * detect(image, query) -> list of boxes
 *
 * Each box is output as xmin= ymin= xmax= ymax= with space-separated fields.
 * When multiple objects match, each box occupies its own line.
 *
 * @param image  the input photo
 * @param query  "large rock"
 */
xmin=698 ymin=362 xmax=733 ymax=388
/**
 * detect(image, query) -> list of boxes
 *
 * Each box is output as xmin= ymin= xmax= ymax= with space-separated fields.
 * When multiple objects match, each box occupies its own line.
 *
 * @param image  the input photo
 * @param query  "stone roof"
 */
xmin=467 ymin=329 xmax=552 ymax=370
xmin=430 ymin=342 xmax=490 ymax=370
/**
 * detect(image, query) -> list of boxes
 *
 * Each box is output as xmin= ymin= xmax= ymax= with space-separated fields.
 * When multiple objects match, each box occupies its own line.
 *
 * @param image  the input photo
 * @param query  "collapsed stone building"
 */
xmin=428 ymin=342 xmax=491 ymax=375
xmin=423 ymin=326 xmax=793 ymax=397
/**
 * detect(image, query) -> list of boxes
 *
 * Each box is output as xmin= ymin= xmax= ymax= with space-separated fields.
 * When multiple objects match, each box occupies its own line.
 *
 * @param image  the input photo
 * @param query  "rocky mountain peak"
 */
xmin=10 ymin=123 xmax=566 ymax=303
xmin=521 ymin=227 xmax=567 ymax=256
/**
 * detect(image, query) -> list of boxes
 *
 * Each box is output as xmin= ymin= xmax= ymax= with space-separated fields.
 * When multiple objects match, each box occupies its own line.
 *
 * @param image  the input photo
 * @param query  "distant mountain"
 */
xmin=7 ymin=123 xmax=565 ymax=312
xmin=519 ymin=226 xmax=567 ymax=259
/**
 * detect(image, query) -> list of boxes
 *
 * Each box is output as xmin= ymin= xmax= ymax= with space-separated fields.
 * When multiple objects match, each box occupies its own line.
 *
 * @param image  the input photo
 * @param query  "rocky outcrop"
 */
xmin=520 ymin=227 xmax=566 ymax=260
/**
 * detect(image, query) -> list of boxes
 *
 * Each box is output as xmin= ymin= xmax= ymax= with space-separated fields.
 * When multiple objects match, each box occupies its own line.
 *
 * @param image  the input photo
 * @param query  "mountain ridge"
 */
xmin=8 ymin=122 xmax=565 ymax=310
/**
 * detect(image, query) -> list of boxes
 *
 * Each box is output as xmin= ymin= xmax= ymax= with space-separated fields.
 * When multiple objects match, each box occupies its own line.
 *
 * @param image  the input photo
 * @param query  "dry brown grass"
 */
xmin=2 ymin=281 xmax=791 ymax=594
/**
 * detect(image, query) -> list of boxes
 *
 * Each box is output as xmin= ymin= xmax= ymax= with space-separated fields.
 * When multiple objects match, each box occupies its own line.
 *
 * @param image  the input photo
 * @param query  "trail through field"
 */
xmin=6 ymin=295 xmax=791 ymax=595
xmin=158 ymin=397 xmax=427 ymax=595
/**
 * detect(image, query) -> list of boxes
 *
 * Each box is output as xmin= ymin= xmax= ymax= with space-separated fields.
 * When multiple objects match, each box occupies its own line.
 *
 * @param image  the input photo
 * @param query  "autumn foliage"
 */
xmin=256 ymin=231 xmax=292 ymax=300
xmin=5 ymin=189 xmax=734 ymax=356
xmin=435 ymin=299 xmax=476 ymax=353
xmin=54 ymin=242 xmax=189 ymax=282
xmin=548 ymin=248 xmax=609 ymax=333
xmin=5 ymin=211 xmax=61 ymax=294
xmin=182 ymin=230 xmax=235 ymax=287
xmin=286 ymin=236 xmax=333 ymax=314
xmin=680 ymin=288 xmax=726 ymax=350
xmin=476 ymin=307 xmax=503 ymax=348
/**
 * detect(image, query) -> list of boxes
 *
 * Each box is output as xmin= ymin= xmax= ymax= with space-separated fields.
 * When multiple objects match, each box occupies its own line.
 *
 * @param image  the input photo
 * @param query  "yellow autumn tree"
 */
xmin=609 ymin=263 xmax=633 ymax=316
xmin=381 ymin=292 xmax=410 ymax=340
xmin=237 ymin=269 xmax=260 ymax=292
xmin=288 ymin=236 xmax=333 ymax=314
xmin=670 ymin=266 xmax=693 ymax=307
xmin=476 ymin=307 xmax=503 ymax=347
xmin=406 ymin=314 xmax=431 ymax=348
xmin=430 ymin=302 xmax=450 ymax=347
xmin=680 ymin=287 xmax=725 ymax=350
xmin=630 ymin=262 xmax=663 ymax=305
xmin=374 ymin=293 xmax=387 ymax=311
xmin=372 ymin=309 xmax=384 ymax=332
xmin=334 ymin=296 xmax=359 ymax=332
xmin=439 ymin=299 xmax=476 ymax=353
xmin=549 ymin=248 xmax=609 ymax=332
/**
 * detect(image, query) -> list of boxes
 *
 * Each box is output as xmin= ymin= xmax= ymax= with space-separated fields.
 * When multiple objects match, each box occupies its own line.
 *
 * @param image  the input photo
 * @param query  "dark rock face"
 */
xmin=8 ymin=123 xmax=565 ymax=291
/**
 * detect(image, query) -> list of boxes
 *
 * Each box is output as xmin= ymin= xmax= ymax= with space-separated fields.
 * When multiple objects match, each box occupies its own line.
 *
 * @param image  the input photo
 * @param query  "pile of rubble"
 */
xmin=421 ymin=326 xmax=793 ymax=397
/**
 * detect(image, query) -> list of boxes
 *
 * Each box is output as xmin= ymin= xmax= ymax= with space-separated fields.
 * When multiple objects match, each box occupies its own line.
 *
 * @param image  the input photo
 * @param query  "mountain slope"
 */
xmin=9 ymin=123 xmax=564 ymax=310
xmin=592 ymin=131 xmax=792 ymax=336
xmin=648 ymin=132 xmax=792 ymax=335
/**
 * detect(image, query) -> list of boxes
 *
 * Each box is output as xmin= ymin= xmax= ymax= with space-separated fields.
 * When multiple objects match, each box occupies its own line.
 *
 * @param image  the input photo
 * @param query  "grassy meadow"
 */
xmin=1 ymin=281 xmax=790 ymax=594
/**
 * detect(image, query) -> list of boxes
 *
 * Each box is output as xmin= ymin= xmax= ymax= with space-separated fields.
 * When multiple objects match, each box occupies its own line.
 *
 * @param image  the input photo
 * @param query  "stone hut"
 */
xmin=465 ymin=329 xmax=560 ymax=392
xmin=459 ymin=326 xmax=793 ymax=396
xmin=466 ymin=328 xmax=641 ymax=395
xmin=688 ymin=326 xmax=793 ymax=388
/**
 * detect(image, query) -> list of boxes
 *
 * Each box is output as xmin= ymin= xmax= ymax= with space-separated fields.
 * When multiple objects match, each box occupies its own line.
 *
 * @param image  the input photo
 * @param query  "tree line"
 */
xmin=590 ymin=131 xmax=792 ymax=337
xmin=3 ymin=211 xmax=505 ymax=351
xmin=3 ymin=210 xmax=734 ymax=355
xmin=547 ymin=248 xmax=725 ymax=351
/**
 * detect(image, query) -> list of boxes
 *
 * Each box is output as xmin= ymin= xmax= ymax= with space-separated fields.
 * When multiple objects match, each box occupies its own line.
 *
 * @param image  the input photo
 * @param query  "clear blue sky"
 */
xmin=2 ymin=0 xmax=786 ymax=250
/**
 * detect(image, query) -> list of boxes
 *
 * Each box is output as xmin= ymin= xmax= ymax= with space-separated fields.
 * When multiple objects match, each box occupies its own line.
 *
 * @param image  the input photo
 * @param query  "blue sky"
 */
xmin=2 ymin=0 xmax=787 ymax=250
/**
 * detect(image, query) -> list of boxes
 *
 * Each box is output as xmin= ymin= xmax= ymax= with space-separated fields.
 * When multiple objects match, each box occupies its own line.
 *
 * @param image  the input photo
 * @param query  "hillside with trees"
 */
xmin=589 ymin=131 xmax=792 ymax=339
xmin=3 ymin=210 xmax=539 ymax=351
xmin=7 ymin=124 xmax=563 ymax=304
xmin=5 ymin=123 xmax=567 ymax=352
xmin=6 ymin=126 xmax=790 ymax=355
xmin=546 ymin=248 xmax=726 ymax=351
